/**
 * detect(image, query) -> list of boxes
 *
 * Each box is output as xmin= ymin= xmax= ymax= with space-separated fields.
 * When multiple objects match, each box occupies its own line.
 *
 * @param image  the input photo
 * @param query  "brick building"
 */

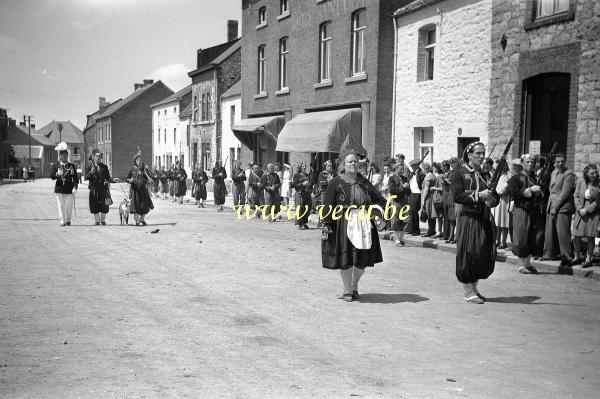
xmin=488 ymin=0 xmax=600 ymax=173
xmin=0 ymin=108 xmax=10 ymax=175
xmin=83 ymin=80 xmax=173 ymax=178
xmin=392 ymin=0 xmax=493 ymax=164
xmin=188 ymin=21 xmax=241 ymax=171
xmin=237 ymin=0 xmax=412 ymax=170
xmin=151 ymin=85 xmax=193 ymax=175
xmin=35 ymin=121 xmax=84 ymax=166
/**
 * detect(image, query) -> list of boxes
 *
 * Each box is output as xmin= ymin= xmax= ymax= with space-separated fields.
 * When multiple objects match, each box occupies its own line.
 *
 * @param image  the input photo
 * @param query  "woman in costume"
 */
xmin=321 ymin=150 xmax=387 ymax=301
xmin=387 ymin=161 xmax=411 ymax=246
xmin=174 ymin=161 xmax=187 ymax=204
xmin=86 ymin=149 xmax=111 ymax=225
xmin=212 ymin=161 xmax=227 ymax=212
xmin=192 ymin=162 xmax=208 ymax=208
xmin=281 ymin=164 xmax=292 ymax=206
xmin=507 ymin=155 xmax=544 ymax=274
xmin=451 ymin=142 xmax=499 ymax=304
xmin=126 ymin=152 xmax=154 ymax=226
xmin=292 ymin=162 xmax=312 ymax=230
xmin=572 ymin=163 xmax=600 ymax=268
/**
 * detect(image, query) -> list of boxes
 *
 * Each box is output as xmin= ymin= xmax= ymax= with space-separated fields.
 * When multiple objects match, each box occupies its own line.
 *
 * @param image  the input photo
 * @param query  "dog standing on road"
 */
xmin=119 ymin=197 xmax=131 ymax=226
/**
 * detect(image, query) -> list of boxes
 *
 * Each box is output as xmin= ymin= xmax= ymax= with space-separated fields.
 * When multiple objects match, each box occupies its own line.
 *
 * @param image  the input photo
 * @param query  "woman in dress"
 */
xmin=507 ymin=155 xmax=544 ymax=274
xmin=387 ymin=161 xmax=411 ymax=246
xmin=281 ymin=164 xmax=292 ymax=206
xmin=451 ymin=141 xmax=499 ymax=304
xmin=292 ymin=162 xmax=312 ymax=230
xmin=420 ymin=163 xmax=438 ymax=237
xmin=431 ymin=163 xmax=445 ymax=238
xmin=174 ymin=161 xmax=187 ymax=204
xmin=212 ymin=161 xmax=227 ymax=212
xmin=321 ymin=150 xmax=387 ymax=301
xmin=380 ymin=163 xmax=393 ymax=199
xmin=369 ymin=163 xmax=382 ymax=192
xmin=444 ymin=158 xmax=459 ymax=243
xmin=572 ymin=163 xmax=600 ymax=268
xmin=126 ymin=153 xmax=154 ymax=226
xmin=192 ymin=163 xmax=208 ymax=208
xmin=493 ymin=158 xmax=511 ymax=249
xmin=86 ymin=149 xmax=111 ymax=225
xmin=159 ymin=167 xmax=169 ymax=200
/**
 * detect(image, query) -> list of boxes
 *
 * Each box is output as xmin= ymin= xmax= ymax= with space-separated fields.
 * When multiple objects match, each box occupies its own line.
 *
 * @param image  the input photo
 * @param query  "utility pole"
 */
xmin=24 ymin=115 xmax=34 ymax=167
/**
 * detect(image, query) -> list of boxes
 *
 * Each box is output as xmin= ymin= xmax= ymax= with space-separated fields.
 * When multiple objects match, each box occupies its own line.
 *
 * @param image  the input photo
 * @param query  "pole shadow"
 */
xmin=485 ymin=296 xmax=586 ymax=307
xmin=357 ymin=293 xmax=429 ymax=304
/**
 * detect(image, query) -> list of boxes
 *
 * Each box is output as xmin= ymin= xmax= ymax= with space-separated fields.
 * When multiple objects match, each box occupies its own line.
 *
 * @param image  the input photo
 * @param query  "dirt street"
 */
xmin=1 ymin=180 xmax=599 ymax=398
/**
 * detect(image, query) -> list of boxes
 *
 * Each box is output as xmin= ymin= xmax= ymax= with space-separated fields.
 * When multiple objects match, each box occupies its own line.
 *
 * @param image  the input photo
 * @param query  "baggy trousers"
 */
xmin=56 ymin=193 xmax=74 ymax=224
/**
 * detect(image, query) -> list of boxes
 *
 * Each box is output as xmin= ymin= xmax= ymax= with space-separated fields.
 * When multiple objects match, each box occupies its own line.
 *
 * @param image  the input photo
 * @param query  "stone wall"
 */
xmin=394 ymin=0 xmax=493 ymax=163
xmin=489 ymin=0 xmax=600 ymax=173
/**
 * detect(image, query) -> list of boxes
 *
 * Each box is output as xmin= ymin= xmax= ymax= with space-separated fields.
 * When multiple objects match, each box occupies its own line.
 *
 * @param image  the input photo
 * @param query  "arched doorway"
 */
xmin=522 ymin=73 xmax=570 ymax=155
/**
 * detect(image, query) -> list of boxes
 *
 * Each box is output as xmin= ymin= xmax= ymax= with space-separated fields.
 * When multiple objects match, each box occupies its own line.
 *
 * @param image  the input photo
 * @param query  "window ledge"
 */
xmin=524 ymin=10 xmax=574 ymax=31
xmin=275 ymin=88 xmax=290 ymax=96
xmin=314 ymin=80 xmax=333 ymax=89
xmin=277 ymin=11 xmax=290 ymax=21
xmin=254 ymin=92 xmax=268 ymax=99
xmin=256 ymin=21 xmax=268 ymax=30
xmin=345 ymin=74 xmax=367 ymax=84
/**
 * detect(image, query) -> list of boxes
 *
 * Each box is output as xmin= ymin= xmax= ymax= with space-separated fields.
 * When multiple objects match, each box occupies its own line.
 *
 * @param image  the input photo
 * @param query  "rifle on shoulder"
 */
xmin=407 ymin=150 xmax=429 ymax=181
xmin=488 ymin=124 xmax=520 ymax=194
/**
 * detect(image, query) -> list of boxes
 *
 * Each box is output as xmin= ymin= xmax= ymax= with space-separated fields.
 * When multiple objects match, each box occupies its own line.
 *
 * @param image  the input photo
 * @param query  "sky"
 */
xmin=0 ymin=0 xmax=241 ymax=130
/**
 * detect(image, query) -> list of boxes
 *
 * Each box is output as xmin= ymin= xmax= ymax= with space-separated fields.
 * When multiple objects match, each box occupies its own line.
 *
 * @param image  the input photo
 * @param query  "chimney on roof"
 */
xmin=143 ymin=79 xmax=154 ymax=86
xmin=197 ymin=49 xmax=204 ymax=68
xmin=99 ymin=97 xmax=108 ymax=112
xmin=227 ymin=20 xmax=239 ymax=42
xmin=134 ymin=83 xmax=144 ymax=90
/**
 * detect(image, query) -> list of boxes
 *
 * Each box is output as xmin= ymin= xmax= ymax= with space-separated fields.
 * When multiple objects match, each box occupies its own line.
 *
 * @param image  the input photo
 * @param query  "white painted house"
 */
xmin=220 ymin=81 xmax=242 ymax=179
xmin=151 ymin=85 xmax=193 ymax=176
xmin=392 ymin=0 xmax=492 ymax=163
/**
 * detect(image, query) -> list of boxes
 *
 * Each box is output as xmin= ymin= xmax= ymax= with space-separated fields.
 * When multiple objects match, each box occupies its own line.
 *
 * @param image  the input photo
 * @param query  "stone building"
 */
xmin=188 ymin=21 xmax=241 ymax=171
xmin=83 ymin=80 xmax=174 ymax=178
xmin=392 ymin=0 xmax=493 ymax=164
xmin=220 ymin=81 xmax=243 ymax=177
xmin=489 ymin=0 xmax=600 ymax=172
xmin=36 ymin=121 xmax=84 ymax=166
xmin=151 ymin=85 xmax=193 ymax=175
xmin=237 ymin=0 xmax=412 ymax=170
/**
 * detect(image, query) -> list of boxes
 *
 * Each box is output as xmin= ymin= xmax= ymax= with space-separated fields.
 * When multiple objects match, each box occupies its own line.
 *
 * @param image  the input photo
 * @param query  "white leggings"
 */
xmin=56 ymin=194 xmax=74 ymax=223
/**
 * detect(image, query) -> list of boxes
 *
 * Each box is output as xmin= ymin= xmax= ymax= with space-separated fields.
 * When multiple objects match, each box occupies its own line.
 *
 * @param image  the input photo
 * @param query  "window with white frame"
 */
xmin=351 ymin=9 xmax=366 ymax=76
xmin=536 ymin=0 xmax=569 ymax=18
xmin=319 ymin=22 xmax=332 ymax=82
xmin=258 ymin=45 xmax=267 ymax=93
xmin=280 ymin=0 xmax=289 ymax=14
xmin=414 ymin=127 xmax=434 ymax=164
xmin=258 ymin=6 xmax=266 ymax=24
xmin=279 ymin=37 xmax=288 ymax=90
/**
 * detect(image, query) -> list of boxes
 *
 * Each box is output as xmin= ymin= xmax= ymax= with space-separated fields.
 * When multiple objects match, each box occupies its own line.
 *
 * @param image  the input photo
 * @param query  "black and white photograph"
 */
xmin=1 ymin=0 xmax=599 ymax=397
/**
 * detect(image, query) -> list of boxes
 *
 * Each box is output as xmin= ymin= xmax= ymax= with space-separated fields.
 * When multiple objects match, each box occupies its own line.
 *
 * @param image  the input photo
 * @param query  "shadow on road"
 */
xmin=357 ymin=293 xmax=429 ymax=304
xmin=486 ymin=296 xmax=586 ymax=307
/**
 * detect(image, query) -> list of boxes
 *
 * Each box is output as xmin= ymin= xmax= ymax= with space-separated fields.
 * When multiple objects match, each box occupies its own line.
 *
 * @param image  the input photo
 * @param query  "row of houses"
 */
xmin=82 ymin=0 xmax=599 ymax=180
xmin=0 ymin=107 xmax=84 ymax=178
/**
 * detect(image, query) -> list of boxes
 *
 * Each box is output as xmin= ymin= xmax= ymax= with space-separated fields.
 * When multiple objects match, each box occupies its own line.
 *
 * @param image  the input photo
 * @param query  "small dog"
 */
xmin=119 ymin=197 xmax=131 ymax=226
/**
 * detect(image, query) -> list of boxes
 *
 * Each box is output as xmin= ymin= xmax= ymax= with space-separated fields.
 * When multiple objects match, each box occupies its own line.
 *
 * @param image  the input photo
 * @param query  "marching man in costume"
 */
xmin=50 ymin=142 xmax=78 ymax=226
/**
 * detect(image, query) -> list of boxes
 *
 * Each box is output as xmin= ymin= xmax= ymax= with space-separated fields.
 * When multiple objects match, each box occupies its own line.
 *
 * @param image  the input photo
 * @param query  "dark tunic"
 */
xmin=127 ymin=166 xmax=154 ymax=215
xmin=322 ymin=175 xmax=387 ymax=270
xmin=451 ymin=165 xmax=499 ymax=284
xmin=86 ymin=162 xmax=111 ymax=214
xmin=51 ymin=162 xmax=78 ymax=194
xmin=387 ymin=172 xmax=411 ymax=231
xmin=159 ymin=170 xmax=169 ymax=192
xmin=212 ymin=166 xmax=227 ymax=205
xmin=261 ymin=171 xmax=281 ymax=214
xmin=318 ymin=170 xmax=336 ymax=203
xmin=292 ymin=171 xmax=312 ymax=225
xmin=508 ymin=172 xmax=544 ymax=258
xmin=231 ymin=168 xmax=247 ymax=188
xmin=152 ymin=170 xmax=160 ymax=192
xmin=247 ymin=170 xmax=264 ymax=206
xmin=192 ymin=170 xmax=208 ymax=200
xmin=175 ymin=168 xmax=187 ymax=197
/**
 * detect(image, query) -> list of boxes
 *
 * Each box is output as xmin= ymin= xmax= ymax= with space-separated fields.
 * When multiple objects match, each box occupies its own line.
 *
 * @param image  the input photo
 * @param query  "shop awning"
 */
xmin=232 ymin=116 xmax=287 ymax=150
xmin=275 ymin=108 xmax=366 ymax=154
